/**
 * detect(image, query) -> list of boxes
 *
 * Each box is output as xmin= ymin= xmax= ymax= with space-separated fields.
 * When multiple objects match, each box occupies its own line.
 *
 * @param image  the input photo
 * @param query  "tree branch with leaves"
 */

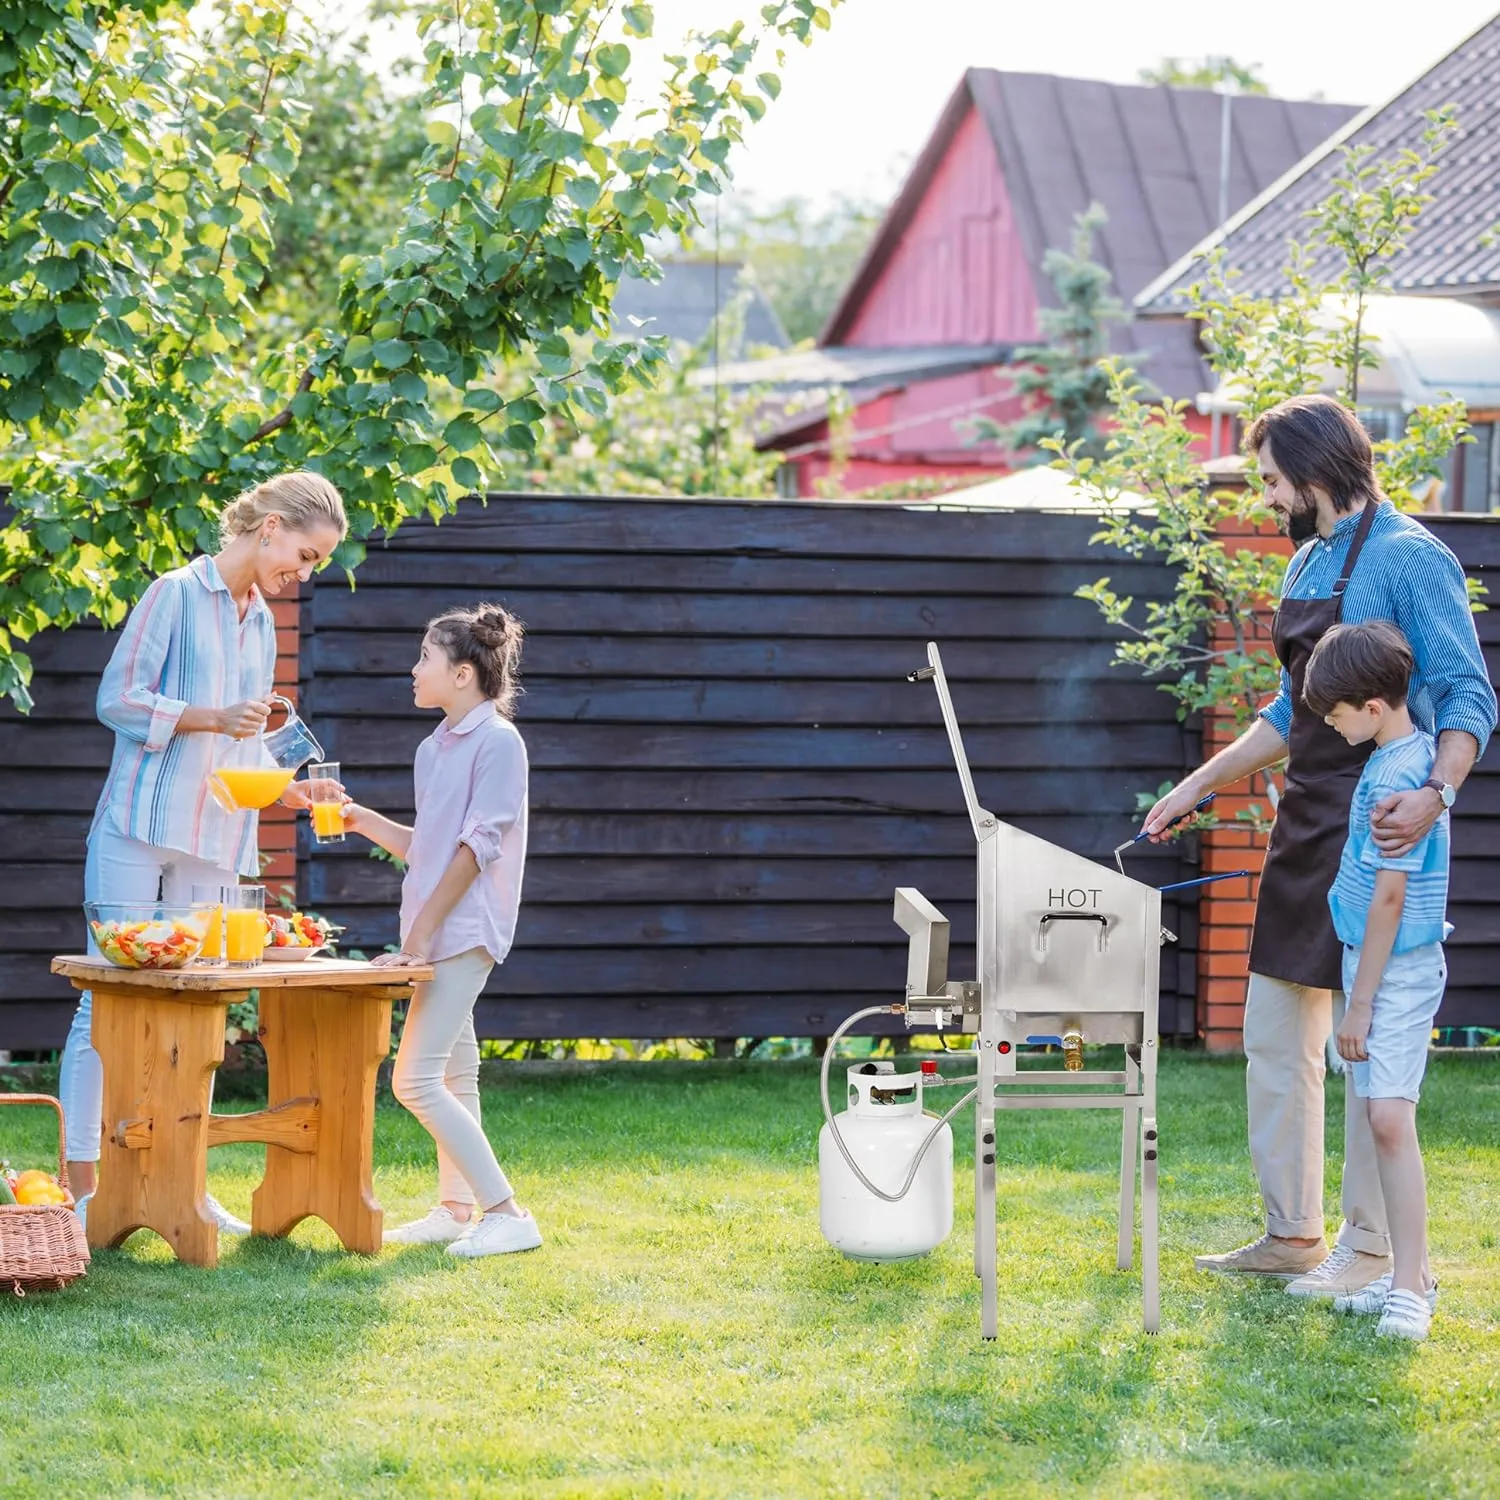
xmin=0 ymin=0 xmax=842 ymax=709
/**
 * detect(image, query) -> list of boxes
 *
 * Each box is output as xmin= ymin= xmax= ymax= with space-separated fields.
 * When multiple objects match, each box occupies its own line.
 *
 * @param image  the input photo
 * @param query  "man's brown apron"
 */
xmin=1248 ymin=500 xmax=1381 ymax=991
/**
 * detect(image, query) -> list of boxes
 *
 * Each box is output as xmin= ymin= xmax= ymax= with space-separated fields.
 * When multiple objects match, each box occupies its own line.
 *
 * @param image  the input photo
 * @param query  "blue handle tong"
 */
xmin=1112 ymin=792 xmax=1250 ymax=891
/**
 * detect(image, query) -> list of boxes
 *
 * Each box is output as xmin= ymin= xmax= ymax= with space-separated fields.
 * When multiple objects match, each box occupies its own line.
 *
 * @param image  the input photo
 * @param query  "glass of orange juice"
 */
xmin=190 ymin=883 xmax=228 ymax=965
xmin=224 ymin=885 xmax=267 ymax=968
xmin=307 ymin=762 xmax=345 ymax=845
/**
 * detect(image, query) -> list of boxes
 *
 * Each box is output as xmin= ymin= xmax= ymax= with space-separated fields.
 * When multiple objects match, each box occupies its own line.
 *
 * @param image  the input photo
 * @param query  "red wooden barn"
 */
xmin=726 ymin=70 xmax=1356 ymax=497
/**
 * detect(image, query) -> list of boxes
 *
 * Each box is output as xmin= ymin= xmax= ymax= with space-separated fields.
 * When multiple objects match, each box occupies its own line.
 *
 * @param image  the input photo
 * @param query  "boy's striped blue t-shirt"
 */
xmin=1328 ymin=729 xmax=1451 ymax=953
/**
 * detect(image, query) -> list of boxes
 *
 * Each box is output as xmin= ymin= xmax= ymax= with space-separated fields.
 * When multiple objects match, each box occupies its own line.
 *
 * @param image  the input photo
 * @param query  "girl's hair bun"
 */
xmin=469 ymin=605 xmax=513 ymax=649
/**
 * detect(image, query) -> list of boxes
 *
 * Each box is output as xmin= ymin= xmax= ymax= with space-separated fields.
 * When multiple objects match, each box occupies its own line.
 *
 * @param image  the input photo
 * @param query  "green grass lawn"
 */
xmin=2 ymin=1053 xmax=1497 ymax=1499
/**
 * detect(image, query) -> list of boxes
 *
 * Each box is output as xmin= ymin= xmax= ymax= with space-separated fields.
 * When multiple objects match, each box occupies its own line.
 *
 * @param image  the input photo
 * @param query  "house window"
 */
xmin=774 ymin=461 xmax=801 ymax=499
xmin=1456 ymin=421 xmax=1497 ymax=513
xmin=1357 ymin=407 xmax=1404 ymax=444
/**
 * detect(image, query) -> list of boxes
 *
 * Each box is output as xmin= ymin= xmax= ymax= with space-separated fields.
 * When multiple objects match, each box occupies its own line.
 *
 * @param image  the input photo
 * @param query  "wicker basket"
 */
xmin=0 ymin=1093 xmax=90 ymax=1296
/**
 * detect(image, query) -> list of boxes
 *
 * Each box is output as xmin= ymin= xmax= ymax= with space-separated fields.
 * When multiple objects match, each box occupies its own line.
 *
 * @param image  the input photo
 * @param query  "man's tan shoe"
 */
xmin=1284 ymin=1244 xmax=1391 ymax=1299
xmin=1194 ymin=1234 xmax=1330 ymax=1278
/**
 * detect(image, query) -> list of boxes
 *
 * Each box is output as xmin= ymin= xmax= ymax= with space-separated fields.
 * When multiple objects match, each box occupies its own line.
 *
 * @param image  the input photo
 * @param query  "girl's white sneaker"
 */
xmin=1376 ymin=1287 xmax=1433 ymax=1341
xmin=206 ymin=1195 xmax=251 ymax=1235
xmin=383 ymin=1206 xmax=472 ymax=1245
xmin=446 ymin=1209 xmax=543 ymax=1259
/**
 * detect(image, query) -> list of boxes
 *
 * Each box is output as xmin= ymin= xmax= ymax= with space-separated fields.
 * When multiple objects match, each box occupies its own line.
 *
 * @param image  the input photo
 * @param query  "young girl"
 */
xmin=66 ymin=471 xmax=347 ymax=1232
xmin=342 ymin=603 xmax=540 ymax=1258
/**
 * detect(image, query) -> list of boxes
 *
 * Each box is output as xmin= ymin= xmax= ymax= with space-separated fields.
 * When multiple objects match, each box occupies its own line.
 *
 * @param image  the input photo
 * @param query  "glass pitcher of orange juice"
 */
xmin=209 ymin=695 xmax=325 ymax=811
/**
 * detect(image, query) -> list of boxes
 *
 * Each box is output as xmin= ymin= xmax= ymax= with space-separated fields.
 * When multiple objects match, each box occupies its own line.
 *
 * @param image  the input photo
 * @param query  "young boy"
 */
xmin=1302 ymin=619 xmax=1450 ymax=1341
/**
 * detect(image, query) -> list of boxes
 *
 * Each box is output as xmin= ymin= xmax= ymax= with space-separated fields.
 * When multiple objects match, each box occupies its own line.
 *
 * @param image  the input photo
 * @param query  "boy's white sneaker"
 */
xmin=206 ymin=1195 xmax=251 ymax=1236
xmin=1376 ymin=1287 xmax=1433 ymax=1341
xmin=446 ymin=1209 xmax=543 ymax=1259
xmin=383 ymin=1206 xmax=473 ymax=1246
xmin=1334 ymin=1272 xmax=1440 ymax=1316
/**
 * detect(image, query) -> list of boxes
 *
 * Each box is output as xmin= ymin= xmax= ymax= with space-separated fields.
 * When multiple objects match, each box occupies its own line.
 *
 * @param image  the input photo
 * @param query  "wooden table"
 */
xmin=50 ymin=955 xmax=433 ymax=1268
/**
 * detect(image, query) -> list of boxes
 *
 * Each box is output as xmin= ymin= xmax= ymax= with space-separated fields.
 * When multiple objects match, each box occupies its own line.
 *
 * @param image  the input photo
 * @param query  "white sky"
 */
xmin=334 ymin=0 xmax=1500 ymax=208
xmin=687 ymin=0 xmax=1500 ymax=205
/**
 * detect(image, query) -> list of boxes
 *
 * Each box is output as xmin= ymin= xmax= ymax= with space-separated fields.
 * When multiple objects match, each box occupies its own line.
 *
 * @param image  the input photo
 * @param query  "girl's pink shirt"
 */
xmin=399 ymin=700 xmax=529 ymax=964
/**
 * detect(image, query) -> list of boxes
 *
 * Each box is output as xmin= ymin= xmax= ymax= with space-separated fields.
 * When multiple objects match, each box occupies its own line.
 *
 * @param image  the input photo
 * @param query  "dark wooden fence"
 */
xmin=296 ymin=495 xmax=1202 ymax=1041
xmin=1432 ymin=517 xmax=1500 ymax=1028
xmin=3 ymin=496 xmax=1493 ymax=1050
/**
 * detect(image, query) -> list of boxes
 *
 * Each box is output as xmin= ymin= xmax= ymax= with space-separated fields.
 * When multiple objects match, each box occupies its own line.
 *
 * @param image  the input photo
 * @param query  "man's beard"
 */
xmin=1281 ymin=491 xmax=1318 ymax=544
xmin=1286 ymin=504 xmax=1318 ymax=544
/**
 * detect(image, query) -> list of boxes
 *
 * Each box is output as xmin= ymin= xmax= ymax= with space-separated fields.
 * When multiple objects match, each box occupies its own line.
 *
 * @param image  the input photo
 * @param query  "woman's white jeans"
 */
xmin=390 ymin=947 xmax=512 ymax=1210
xmin=59 ymin=825 xmax=237 ymax=1161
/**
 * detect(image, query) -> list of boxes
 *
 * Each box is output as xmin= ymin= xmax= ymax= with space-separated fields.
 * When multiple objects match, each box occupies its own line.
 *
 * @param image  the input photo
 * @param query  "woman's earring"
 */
xmin=261 ymin=536 xmax=270 ymax=548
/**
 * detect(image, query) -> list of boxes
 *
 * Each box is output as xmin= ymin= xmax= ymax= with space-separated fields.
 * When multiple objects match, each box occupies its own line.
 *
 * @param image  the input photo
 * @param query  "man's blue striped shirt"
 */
xmin=1258 ymin=501 xmax=1495 ymax=753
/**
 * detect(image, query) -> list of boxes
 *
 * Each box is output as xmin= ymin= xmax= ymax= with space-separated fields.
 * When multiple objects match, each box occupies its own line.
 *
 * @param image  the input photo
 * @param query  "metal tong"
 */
xmin=1113 ymin=792 xmax=1251 ymax=893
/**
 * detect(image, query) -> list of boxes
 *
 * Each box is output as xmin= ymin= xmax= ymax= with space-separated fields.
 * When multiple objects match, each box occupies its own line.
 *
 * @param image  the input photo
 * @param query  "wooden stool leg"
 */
xmin=89 ymin=985 xmax=223 ymax=1268
xmin=252 ymin=986 xmax=392 ymax=1252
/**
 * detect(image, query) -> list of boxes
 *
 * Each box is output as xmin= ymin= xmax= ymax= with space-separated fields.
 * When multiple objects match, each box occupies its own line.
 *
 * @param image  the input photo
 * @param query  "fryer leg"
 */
xmin=977 ymin=1107 xmax=998 ymax=1340
xmin=1117 ymin=1047 xmax=1139 ymax=1271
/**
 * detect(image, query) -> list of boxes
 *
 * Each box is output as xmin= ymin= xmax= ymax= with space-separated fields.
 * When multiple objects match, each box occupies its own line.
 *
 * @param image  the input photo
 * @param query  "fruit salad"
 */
xmin=268 ymin=910 xmax=334 ymax=950
xmin=90 ymin=915 xmax=208 ymax=969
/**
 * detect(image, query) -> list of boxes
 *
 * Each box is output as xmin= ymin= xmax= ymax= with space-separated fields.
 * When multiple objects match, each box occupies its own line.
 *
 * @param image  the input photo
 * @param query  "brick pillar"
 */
xmin=1197 ymin=466 xmax=1292 ymax=1052
xmin=261 ymin=595 xmax=300 ymax=903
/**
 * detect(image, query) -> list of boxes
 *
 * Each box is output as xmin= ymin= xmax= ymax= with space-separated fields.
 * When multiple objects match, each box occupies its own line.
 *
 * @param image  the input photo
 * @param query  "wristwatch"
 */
xmin=1423 ymin=777 xmax=1456 ymax=809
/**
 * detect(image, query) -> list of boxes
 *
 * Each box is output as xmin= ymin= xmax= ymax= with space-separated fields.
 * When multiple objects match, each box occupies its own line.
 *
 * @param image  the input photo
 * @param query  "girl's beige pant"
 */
xmin=391 ymin=946 xmax=512 ymax=1209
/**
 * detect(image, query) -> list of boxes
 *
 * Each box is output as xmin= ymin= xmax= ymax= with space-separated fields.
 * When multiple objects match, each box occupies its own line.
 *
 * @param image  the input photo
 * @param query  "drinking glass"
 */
xmin=224 ymin=885 xmax=267 ymax=968
xmin=307 ymin=762 xmax=346 ymax=845
xmin=190 ymin=882 xmax=228 ymax=966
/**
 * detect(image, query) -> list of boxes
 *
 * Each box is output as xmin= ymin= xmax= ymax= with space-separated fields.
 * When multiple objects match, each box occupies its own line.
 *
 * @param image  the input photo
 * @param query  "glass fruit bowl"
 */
xmin=84 ymin=902 xmax=214 ymax=970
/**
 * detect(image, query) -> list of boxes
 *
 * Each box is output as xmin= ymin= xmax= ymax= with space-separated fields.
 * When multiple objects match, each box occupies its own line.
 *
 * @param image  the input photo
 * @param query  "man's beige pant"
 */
xmin=1243 ymin=971 xmax=1390 ymax=1256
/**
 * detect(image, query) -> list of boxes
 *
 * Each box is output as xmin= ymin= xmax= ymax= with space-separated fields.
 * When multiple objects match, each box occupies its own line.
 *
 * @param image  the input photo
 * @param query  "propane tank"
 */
xmin=819 ymin=1061 xmax=953 ymax=1261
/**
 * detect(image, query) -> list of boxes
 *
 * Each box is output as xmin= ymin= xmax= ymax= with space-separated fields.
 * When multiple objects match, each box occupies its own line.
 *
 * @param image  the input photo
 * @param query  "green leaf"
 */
xmin=756 ymin=72 xmax=782 ymax=100
xmin=426 ymin=179 xmax=462 ymax=211
xmin=56 ymin=300 xmax=97 ymax=331
xmin=343 ymin=335 xmax=374 ymax=369
xmin=391 ymin=371 xmax=428 ymax=402
xmin=54 ymin=110 xmax=94 ymax=145
xmin=583 ymin=98 xmax=619 ymax=131
xmin=462 ymin=387 xmax=503 ymax=413
xmin=398 ymin=443 xmax=438 ymax=474
xmin=565 ymin=176 xmax=601 ymax=211
xmin=34 ymin=257 xmax=81 ymax=294
xmin=10 ymin=302 xmax=54 ymax=336
xmin=622 ymin=4 xmax=654 ymax=35
xmin=39 ymin=210 xmax=99 ymax=249
xmin=42 ymin=160 xmax=89 ymax=194
xmin=425 ymin=119 xmax=459 ymax=148
xmin=451 ymin=456 xmax=482 ymax=490
xmin=596 ymin=42 xmax=631 ymax=78
xmin=372 ymin=339 xmax=413 ymax=369
xmin=442 ymin=416 xmax=483 ymax=452
xmin=6 ymin=386 xmax=43 ymax=422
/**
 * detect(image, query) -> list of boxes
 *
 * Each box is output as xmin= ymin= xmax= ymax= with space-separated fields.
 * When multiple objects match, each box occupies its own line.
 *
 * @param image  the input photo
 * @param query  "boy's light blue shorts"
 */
xmin=1340 ymin=941 xmax=1447 ymax=1103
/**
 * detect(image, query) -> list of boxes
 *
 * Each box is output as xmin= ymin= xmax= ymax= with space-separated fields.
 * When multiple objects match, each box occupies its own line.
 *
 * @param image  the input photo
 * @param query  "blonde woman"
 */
xmin=62 ymin=473 xmax=348 ymax=1234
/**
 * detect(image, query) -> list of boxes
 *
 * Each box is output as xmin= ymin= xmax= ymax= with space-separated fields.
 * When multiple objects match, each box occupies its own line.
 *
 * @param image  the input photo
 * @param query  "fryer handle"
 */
xmin=1037 ymin=911 xmax=1109 ymax=953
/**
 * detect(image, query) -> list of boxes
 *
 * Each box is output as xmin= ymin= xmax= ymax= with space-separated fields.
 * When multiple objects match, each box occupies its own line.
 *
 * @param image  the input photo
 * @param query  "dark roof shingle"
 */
xmin=1136 ymin=14 xmax=1500 ymax=313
